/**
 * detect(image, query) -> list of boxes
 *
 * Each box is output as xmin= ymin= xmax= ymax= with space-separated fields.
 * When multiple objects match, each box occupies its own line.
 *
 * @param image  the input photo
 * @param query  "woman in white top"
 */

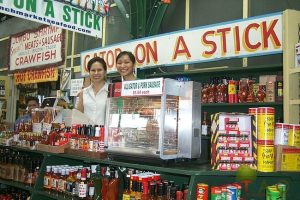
xmin=77 ymin=57 xmax=108 ymax=125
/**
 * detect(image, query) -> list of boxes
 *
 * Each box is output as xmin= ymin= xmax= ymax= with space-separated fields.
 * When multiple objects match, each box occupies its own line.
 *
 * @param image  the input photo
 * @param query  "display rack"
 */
xmin=283 ymin=10 xmax=300 ymax=124
xmin=1 ymin=145 xmax=299 ymax=200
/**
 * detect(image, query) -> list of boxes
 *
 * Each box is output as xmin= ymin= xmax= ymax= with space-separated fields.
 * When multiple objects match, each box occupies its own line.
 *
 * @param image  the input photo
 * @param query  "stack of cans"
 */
xmin=196 ymin=183 xmax=242 ymax=200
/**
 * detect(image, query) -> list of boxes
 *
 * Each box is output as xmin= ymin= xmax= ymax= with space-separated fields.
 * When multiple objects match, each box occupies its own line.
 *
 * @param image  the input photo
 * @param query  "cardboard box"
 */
xmin=266 ymin=81 xmax=275 ymax=102
xmin=259 ymin=75 xmax=277 ymax=85
xmin=295 ymin=43 xmax=300 ymax=67
xmin=66 ymin=148 xmax=107 ymax=159
xmin=37 ymin=142 xmax=70 ymax=153
xmin=275 ymin=145 xmax=300 ymax=172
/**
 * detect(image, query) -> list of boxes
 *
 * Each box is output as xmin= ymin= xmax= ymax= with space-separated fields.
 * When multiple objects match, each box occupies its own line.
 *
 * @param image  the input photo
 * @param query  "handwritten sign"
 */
xmin=70 ymin=79 xmax=84 ymax=96
xmin=14 ymin=67 xmax=58 ymax=85
xmin=81 ymin=13 xmax=282 ymax=75
xmin=10 ymin=25 xmax=65 ymax=71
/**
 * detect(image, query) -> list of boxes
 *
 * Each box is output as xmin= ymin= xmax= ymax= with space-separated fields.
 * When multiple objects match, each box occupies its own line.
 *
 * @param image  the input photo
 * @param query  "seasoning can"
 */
xmin=196 ymin=183 xmax=208 ymax=200
xmin=288 ymin=124 xmax=300 ymax=147
xmin=257 ymin=107 xmax=275 ymax=141
xmin=228 ymin=80 xmax=236 ymax=103
xmin=274 ymin=123 xmax=290 ymax=145
xmin=268 ymin=186 xmax=281 ymax=200
xmin=211 ymin=187 xmax=222 ymax=200
xmin=226 ymin=186 xmax=237 ymax=200
xmin=249 ymin=107 xmax=258 ymax=135
xmin=231 ymin=183 xmax=242 ymax=200
xmin=277 ymin=183 xmax=286 ymax=200
xmin=257 ymin=140 xmax=274 ymax=172
xmin=221 ymin=186 xmax=227 ymax=200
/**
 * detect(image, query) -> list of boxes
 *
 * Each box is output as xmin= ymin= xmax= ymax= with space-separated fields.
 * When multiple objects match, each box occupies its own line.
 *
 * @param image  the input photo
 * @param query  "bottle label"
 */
xmin=58 ymin=179 xmax=65 ymax=192
xmin=122 ymin=194 xmax=130 ymax=200
xmin=202 ymin=125 xmax=208 ymax=135
xmin=89 ymin=186 xmax=95 ymax=196
xmin=43 ymin=176 xmax=49 ymax=187
xmin=88 ymin=140 xmax=94 ymax=152
xmin=79 ymin=182 xmax=87 ymax=198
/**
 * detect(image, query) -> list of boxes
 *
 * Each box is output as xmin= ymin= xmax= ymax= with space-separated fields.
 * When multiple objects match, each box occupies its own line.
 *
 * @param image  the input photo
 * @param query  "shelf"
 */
xmin=202 ymin=102 xmax=283 ymax=107
xmin=43 ymin=152 xmax=300 ymax=178
xmin=0 ymin=179 xmax=33 ymax=192
xmin=145 ymin=64 xmax=282 ymax=78
xmin=0 ymin=145 xmax=44 ymax=154
xmin=290 ymin=99 xmax=300 ymax=105
xmin=35 ymin=190 xmax=74 ymax=200
xmin=289 ymin=67 xmax=300 ymax=74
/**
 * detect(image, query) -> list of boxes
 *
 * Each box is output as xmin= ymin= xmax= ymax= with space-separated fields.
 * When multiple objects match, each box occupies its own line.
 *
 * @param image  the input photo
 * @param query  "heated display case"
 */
xmin=105 ymin=78 xmax=202 ymax=160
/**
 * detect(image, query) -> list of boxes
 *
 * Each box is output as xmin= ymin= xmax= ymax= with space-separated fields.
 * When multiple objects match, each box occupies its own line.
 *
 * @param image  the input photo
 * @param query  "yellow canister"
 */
xmin=257 ymin=140 xmax=274 ymax=172
xmin=257 ymin=107 xmax=275 ymax=141
xmin=288 ymin=124 xmax=300 ymax=147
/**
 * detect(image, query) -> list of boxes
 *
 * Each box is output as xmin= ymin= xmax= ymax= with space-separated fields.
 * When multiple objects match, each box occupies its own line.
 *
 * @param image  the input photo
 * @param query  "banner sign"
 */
xmin=14 ymin=67 xmax=58 ymax=85
xmin=81 ymin=13 xmax=282 ymax=76
xmin=54 ymin=0 xmax=110 ymax=16
xmin=121 ymin=78 xmax=163 ymax=96
xmin=70 ymin=78 xmax=84 ymax=96
xmin=10 ymin=25 xmax=65 ymax=71
xmin=0 ymin=0 xmax=102 ymax=38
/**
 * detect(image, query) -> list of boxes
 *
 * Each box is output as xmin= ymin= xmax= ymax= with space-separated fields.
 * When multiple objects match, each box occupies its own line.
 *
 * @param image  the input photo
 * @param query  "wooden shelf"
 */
xmin=145 ymin=64 xmax=282 ymax=78
xmin=202 ymin=102 xmax=283 ymax=107
xmin=289 ymin=99 xmax=300 ymax=105
xmin=289 ymin=67 xmax=300 ymax=74
xmin=0 ymin=179 xmax=33 ymax=192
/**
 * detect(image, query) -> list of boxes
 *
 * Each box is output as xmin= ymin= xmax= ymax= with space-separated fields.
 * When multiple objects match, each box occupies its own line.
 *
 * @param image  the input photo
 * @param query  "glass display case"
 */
xmin=105 ymin=78 xmax=202 ymax=160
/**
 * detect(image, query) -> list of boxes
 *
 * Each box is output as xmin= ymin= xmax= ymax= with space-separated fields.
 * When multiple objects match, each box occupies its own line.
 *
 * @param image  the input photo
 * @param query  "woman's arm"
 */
xmin=76 ymin=91 xmax=84 ymax=113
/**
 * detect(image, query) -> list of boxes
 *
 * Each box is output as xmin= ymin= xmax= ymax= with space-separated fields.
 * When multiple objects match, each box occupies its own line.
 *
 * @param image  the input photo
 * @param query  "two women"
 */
xmin=76 ymin=51 xmax=136 ymax=125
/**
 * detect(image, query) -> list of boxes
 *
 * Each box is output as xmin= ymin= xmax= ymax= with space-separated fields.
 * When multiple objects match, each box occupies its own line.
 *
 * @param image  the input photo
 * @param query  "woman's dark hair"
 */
xmin=116 ymin=51 xmax=136 ymax=65
xmin=26 ymin=96 xmax=39 ymax=105
xmin=87 ymin=57 xmax=107 ymax=71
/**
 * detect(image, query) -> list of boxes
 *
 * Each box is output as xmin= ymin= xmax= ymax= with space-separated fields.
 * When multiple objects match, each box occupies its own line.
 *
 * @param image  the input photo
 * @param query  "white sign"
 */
xmin=0 ymin=0 xmax=102 ymax=38
xmin=295 ymin=43 xmax=300 ymax=67
xmin=121 ymin=78 xmax=163 ymax=96
xmin=81 ymin=13 xmax=282 ymax=76
xmin=70 ymin=78 xmax=84 ymax=96
xmin=10 ymin=25 xmax=64 ymax=71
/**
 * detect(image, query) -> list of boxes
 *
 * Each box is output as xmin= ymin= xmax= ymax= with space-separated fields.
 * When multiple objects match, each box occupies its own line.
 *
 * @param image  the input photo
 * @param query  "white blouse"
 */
xmin=82 ymin=83 xmax=108 ymax=125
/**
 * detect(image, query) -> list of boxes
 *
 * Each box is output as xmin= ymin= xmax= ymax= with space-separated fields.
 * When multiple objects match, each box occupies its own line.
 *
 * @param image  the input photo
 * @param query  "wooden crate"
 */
xmin=37 ymin=142 xmax=70 ymax=153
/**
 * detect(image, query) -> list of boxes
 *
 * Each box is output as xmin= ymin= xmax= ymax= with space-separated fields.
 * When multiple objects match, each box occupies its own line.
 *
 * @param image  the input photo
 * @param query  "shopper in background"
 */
xmin=14 ymin=96 xmax=39 ymax=131
xmin=116 ymin=51 xmax=137 ymax=81
xmin=76 ymin=57 xmax=108 ymax=125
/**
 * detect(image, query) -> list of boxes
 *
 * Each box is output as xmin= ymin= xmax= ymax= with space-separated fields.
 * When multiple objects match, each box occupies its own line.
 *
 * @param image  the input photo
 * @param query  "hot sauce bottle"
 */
xmin=122 ymin=175 xmax=131 ymax=200
xmin=107 ymin=170 xmax=120 ymax=200
xmin=149 ymin=182 xmax=157 ymax=200
xmin=78 ymin=168 xmax=87 ymax=199
xmin=157 ymin=183 xmax=164 ymax=200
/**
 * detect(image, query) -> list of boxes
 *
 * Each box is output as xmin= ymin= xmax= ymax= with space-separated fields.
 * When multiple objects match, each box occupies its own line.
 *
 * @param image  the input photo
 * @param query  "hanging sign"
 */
xmin=53 ymin=0 xmax=110 ymax=16
xmin=14 ymin=67 xmax=58 ymax=85
xmin=81 ymin=13 xmax=282 ymax=76
xmin=121 ymin=78 xmax=163 ymax=96
xmin=0 ymin=0 xmax=102 ymax=38
xmin=10 ymin=25 xmax=65 ymax=71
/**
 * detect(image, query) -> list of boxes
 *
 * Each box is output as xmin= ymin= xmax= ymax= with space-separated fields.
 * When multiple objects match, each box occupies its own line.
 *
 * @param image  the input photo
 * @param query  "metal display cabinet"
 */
xmin=105 ymin=78 xmax=202 ymax=160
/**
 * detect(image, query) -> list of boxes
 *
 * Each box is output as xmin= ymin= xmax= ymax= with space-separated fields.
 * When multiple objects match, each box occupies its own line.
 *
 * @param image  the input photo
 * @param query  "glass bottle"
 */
xmin=149 ymin=182 xmax=157 ymax=200
xmin=106 ymin=170 xmax=120 ymax=200
xmin=201 ymin=112 xmax=208 ymax=136
xmin=44 ymin=166 xmax=52 ymax=191
xmin=78 ymin=168 xmax=87 ymax=199
xmin=157 ymin=183 xmax=164 ymax=200
xmin=122 ymin=175 xmax=131 ymax=200
xmin=101 ymin=167 xmax=110 ymax=200
xmin=87 ymin=171 xmax=95 ymax=200
xmin=135 ymin=181 xmax=143 ymax=200
xmin=93 ymin=165 xmax=102 ymax=199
